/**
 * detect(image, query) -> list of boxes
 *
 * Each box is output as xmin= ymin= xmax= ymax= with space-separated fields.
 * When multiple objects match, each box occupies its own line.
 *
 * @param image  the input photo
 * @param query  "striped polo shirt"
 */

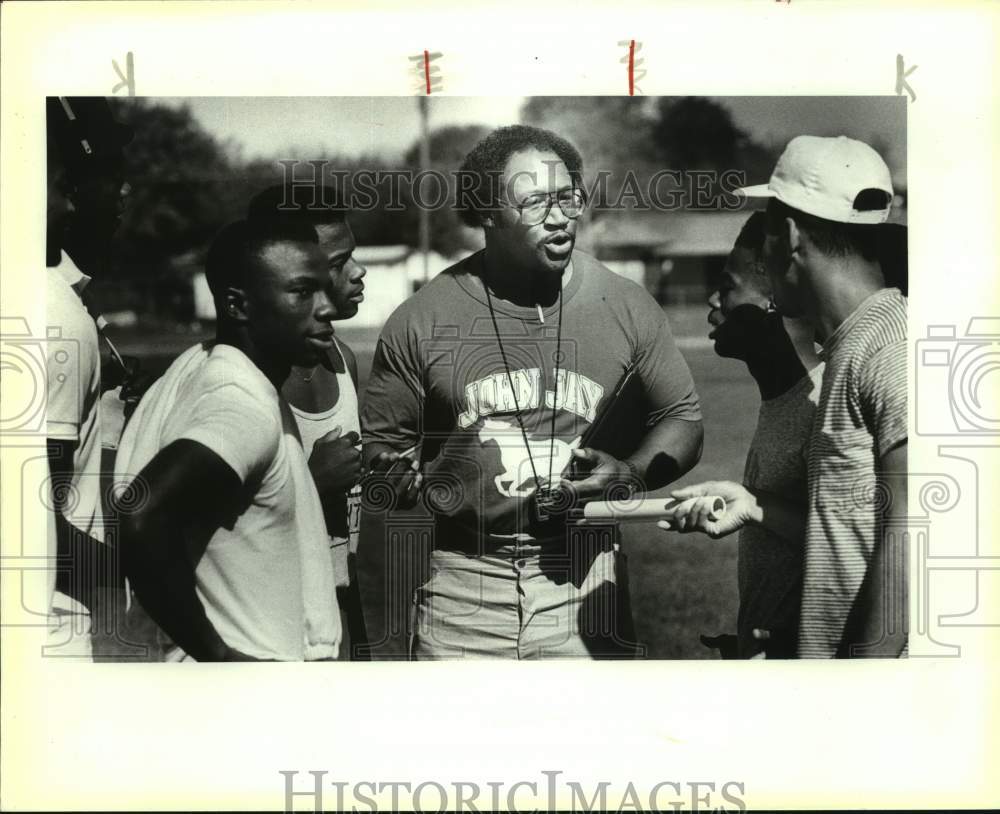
xmin=798 ymin=288 xmax=908 ymax=658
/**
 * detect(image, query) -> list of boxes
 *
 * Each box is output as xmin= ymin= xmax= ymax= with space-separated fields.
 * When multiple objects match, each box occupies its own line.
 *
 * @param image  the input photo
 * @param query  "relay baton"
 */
xmin=569 ymin=495 xmax=726 ymax=524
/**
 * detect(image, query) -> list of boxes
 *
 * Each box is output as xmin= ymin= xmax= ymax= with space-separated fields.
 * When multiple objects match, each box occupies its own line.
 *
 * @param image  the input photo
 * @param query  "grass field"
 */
xmin=117 ymin=306 xmax=760 ymax=660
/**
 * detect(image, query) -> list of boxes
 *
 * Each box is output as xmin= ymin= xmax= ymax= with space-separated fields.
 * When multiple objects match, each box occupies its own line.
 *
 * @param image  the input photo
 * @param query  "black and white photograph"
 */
xmin=2 ymin=2 xmax=998 ymax=811
xmin=43 ymin=95 xmax=908 ymax=663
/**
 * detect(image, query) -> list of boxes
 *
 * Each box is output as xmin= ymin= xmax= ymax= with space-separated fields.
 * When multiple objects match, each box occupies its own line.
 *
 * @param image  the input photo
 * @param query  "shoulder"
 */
xmin=855 ymin=289 xmax=908 ymax=353
xmin=335 ymin=338 xmax=359 ymax=384
xmin=46 ymin=272 xmax=96 ymax=344
xmin=575 ymin=252 xmax=667 ymax=335
xmin=858 ymin=338 xmax=907 ymax=399
xmin=836 ymin=291 xmax=907 ymax=382
xmin=577 ymin=251 xmax=660 ymax=307
xmin=187 ymin=344 xmax=279 ymax=414
xmin=866 ymin=287 xmax=906 ymax=326
xmin=380 ymin=252 xmax=480 ymax=338
xmin=121 ymin=345 xmax=201 ymax=416
xmin=336 ymin=339 xmax=357 ymax=368
xmin=171 ymin=346 xmax=282 ymax=466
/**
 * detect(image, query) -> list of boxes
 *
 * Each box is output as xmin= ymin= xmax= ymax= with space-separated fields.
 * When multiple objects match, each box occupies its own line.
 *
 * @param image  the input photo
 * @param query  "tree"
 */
xmin=402 ymin=124 xmax=491 ymax=257
xmin=521 ymin=96 xmax=661 ymax=182
xmin=651 ymin=97 xmax=748 ymax=171
xmin=650 ymin=97 xmax=780 ymax=203
xmin=107 ymin=98 xmax=242 ymax=281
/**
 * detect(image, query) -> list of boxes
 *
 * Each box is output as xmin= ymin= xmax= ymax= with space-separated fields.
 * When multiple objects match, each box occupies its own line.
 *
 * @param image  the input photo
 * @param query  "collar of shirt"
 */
xmin=818 ymin=287 xmax=899 ymax=362
xmin=457 ymin=249 xmax=584 ymax=320
xmin=55 ymin=251 xmax=92 ymax=295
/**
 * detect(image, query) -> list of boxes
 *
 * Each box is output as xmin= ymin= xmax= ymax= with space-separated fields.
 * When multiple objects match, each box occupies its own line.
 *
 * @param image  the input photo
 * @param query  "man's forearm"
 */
xmin=841 ymin=446 xmax=909 ymax=657
xmin=54 ymin=511 xmax=120 ymax=602
xmin=626 ymin=418 xmax=703 ymax=491
xmin=124 ymin=517 xmax=230 ymax=662
xmin=845 ymin=524 xmax=908 ymax=657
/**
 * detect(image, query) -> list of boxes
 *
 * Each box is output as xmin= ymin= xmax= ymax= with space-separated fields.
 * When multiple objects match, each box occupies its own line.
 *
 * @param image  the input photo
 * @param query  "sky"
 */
xmin=158 ymin=95 xmax=906 ymax=182
xmin=719 ymin=96 xmax=906 ymax=183
xmin=159 ymin=96 xmax=525 ymax=160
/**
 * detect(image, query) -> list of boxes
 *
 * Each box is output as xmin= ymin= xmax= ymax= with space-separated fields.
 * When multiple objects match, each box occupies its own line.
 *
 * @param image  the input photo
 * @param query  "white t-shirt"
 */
xmin=115 ymin=342 xmax=341 ymax=661
xmin=47 ymin=254 xmax=105 ymax=544
xmin=46 ymin=254 xmax=105 ymax=623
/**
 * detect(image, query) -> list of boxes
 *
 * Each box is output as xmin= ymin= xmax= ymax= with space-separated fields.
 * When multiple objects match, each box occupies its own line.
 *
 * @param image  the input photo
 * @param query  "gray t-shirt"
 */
xmin=738 ymin=362 xmax=824 ymax=658
xmin=363 ymin=249 xmax=701 ymax=546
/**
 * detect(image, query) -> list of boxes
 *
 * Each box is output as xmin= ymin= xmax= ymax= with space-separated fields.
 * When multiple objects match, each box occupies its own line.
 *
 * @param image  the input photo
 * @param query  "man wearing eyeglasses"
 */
xmin=362 ymin=124 xmax=703 ymax=659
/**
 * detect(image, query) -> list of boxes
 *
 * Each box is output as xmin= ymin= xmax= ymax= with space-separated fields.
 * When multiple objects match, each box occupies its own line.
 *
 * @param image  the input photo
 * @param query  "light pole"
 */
xmin=418 ymin=95 xmax=431 ymax=285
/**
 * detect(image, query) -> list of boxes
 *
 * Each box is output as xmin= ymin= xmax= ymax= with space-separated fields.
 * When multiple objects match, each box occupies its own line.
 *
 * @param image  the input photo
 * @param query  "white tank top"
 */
xmin=290 ymin=339 xmax=362 ymax=586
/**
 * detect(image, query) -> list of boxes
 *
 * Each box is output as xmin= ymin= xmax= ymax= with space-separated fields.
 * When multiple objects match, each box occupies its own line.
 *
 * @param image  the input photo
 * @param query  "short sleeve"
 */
xmin=46 ymin=293 xmax=99 ymax=442
xmin=632 ymin=296 xmax=702 ymax=423
xmin=361 ymin=322 xmax=425 ymax=451
xmin=47 ymin=349 xmax=84 ymax=440
xmin=858 ymin=339 xmax=908 ymax=459
xmin=174 ymin=383 xmax=280 ymax=484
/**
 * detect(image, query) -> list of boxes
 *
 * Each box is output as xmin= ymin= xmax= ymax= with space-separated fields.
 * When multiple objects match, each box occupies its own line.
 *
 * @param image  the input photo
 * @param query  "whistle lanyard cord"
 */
xmin=483 ymin=281 xmax=563 ymax=494
xmin=549 ymin=288 xmax=564 ymax=487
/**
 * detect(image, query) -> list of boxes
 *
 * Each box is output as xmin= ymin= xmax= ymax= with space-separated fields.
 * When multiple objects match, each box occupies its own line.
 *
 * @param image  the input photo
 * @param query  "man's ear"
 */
xmin=479 ymin=211 xmax=496 ymax=229
xmin=785 ymin=216 xmax=803 ymax=260
xmin=223 ymin=287 xmax=250 ymax=322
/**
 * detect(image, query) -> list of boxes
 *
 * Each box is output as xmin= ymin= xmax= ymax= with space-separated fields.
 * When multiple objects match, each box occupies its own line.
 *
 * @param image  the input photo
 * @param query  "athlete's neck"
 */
xmin=799 ymin=255 xmax=885 ymax=344
xmin=282 ymin=350 xmax=341 ymax=413
xmin=215 ymin=324 xmax=291 ymax=391
xmin=743 ymin=315 xmax=810 ymax=400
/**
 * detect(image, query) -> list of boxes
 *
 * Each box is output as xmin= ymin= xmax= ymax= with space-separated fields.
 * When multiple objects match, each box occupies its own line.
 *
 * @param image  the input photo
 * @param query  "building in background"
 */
xmin=123 ymin=194 xmax=907 ymax=332
xmin=338 ymin=245 xmax=453 ymax=330
xmin=579 ymin=195 xmax=907 ymax=307
xmin=188 ymin=244 xmax=455 ymax=330
xmin=579 ymin=210 xmax=749 ymax=305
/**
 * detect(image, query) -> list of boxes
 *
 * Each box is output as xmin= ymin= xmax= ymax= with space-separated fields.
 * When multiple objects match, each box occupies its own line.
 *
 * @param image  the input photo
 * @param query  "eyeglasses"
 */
xmin=507 ymin=189 xmax=587 ymax=226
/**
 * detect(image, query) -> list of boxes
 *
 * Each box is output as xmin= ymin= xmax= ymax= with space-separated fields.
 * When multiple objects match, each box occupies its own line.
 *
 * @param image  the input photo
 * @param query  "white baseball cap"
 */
xmin=738 ymin=135 xmax=894 ymax=225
